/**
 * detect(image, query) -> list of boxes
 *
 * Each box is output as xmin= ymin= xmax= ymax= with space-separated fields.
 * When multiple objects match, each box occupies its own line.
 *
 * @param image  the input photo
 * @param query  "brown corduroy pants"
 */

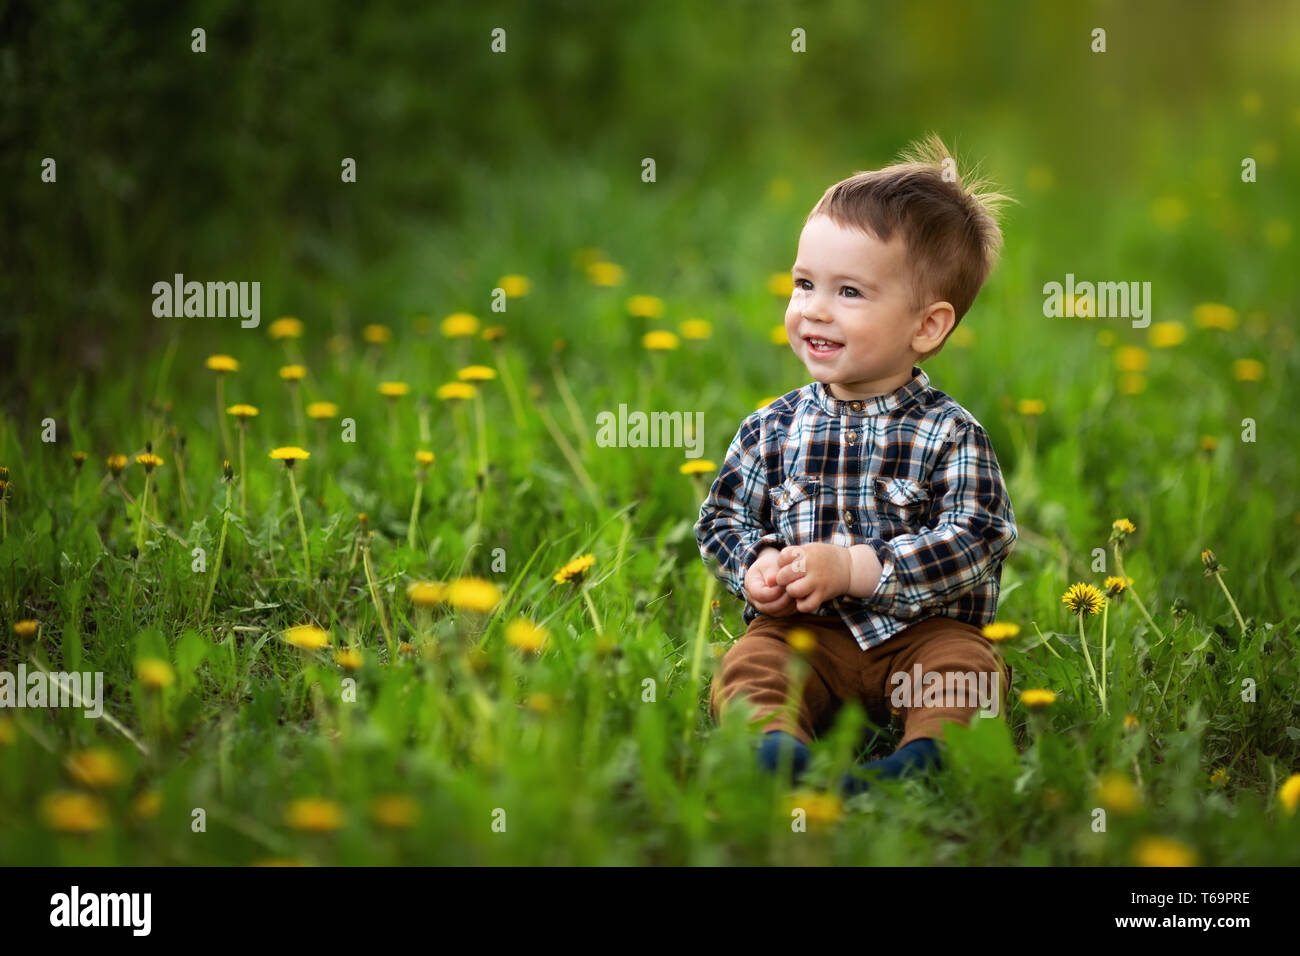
xmin=709 ymin=612 xmax=1012 ymax=750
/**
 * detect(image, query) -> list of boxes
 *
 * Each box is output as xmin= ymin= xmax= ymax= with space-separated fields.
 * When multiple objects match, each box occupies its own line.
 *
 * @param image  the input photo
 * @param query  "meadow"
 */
xmin=2 ymin=1 xmax=1298 ymax=866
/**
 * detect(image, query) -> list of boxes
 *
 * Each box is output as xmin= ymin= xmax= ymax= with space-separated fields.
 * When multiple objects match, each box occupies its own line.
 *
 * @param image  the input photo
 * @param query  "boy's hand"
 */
xmin=744 ymin=547 xmax=796 ymax=616
xmin=775 ymin=543 xmax=852 ymax=612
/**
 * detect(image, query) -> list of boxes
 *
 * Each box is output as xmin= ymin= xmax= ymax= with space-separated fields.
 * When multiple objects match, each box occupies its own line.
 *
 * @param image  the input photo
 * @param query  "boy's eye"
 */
xmin=841 ymin=286 xmax=860 ymax=297
xmin=793 ymin=278 xmax=810 ymax=291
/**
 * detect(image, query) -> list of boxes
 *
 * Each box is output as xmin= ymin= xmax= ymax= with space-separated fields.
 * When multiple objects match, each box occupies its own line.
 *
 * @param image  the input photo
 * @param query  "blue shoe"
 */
xmin=839 ymin=738 xmax=941 ymax=796
xmin=756 ymin=731 xmax=811 ymax=782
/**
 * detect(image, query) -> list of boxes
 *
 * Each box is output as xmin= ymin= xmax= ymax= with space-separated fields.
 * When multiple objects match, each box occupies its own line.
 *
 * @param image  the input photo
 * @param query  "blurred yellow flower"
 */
xmin=626 ymin=295 xmax=666 ymax=318
xmin=0 ymin=717 xmax=15 ymax=745
xmin=642 ymin=330 xmax=680 ymax=351
xmin=1209 ymin=767 xmax=1229 ymax=787
xmin=445 ymin=577 xmax=502 ymax=613
xmin=1123 ymin=713 xmax=1140 ymax=730
xmin=136 ymin=658 xmax=175 ymax=690
xmin=1020 ymin=689 xmax=1057 ymax=709
xmin=1149 ymin=321 xmax=1186 ymax=348
xmin=482 ymin=325 xmax=506 ymax=342
xmin=948 ymin=325 xmax=976 ymax=348
xmin=41 ymin=791 xmax=108 ymax=832
xmin=755 ymin=396 xmax=778 ymax=409
xmin=135 ymin=453 xmax=164 ymax=472
xmin=1232 ymin=358 xmax=1264 ymax=382
xmin=679 ymin=318 xmax=713 ymax=340
xmin=766 ymin=176 xmax=793 ymax=201
xmin=269 ymin=446 xmax=310 ymax=463
xmin=437 ymin=382 xmax=477 ymax=401
xmin=1264 ymin=219 xmax=1292 ymax=246
xmin=13 ymin=619 xmax=38 ymax=638
xmin=1199 ymin=435 xmax=1218 ymax=453
xmin=1016 ymin=399 xmax=1045 ymax=416
xmin=283 ymin=624 xmax=330 ymax=650
xmin=1112 ymin=518 xmax=1136 ymax=536
xmin=1103 ymin=575 xmax=1129 ymax=596
xmin=268 ymin=317 xmax=304 ymax=340
xmin=370 ymin=794 xmax=420 ymax=828
xmin=785 ymin=790 xmax=843 ymax=826
xmin=65 ymin=748 xmax=125 ymax=788
xmin=1096 ymin=330 xmax=1115 ymax=348
xmin=981 ymin=621 xmax=1020 ymax=641
xmin=441 ymin=313 xmax=480 ymax=338
xmin=285 ymin=797 xmax=343 ymax=832
xmin=457 ymin=365 xmax=497 ymax=381
xmin=406 ymin=580 xmax=445 ymax=606
xmin=553 ymin=553 xmax=595 ymax=584
xmin=206 ymin=354 xmax=239 ymax=373
xmin=1114 ymin=346 xmax=1148 ymax=372
xmin=130 ymin=790 xmax=162 ymax=820
xmin=586 ymin=261 xmax=625 ymax=286
xmin=1280 ymin=773 xmax=1300 ymax=814
xmin=1149 ymin=195 xmax=1188 ymax=228
xmin=786 ymin=628 xmax=817 ymax=656
xmin=499 ymin=274 xmax=530 ymax=297
xmin=767 ymin=272 xmax=794 ymax=297
xmin=506 ymin=618 xmax=549 ymax=653
xmin=769 ymin=324 xmax=789 ymax=345
xmin=363 ymin=324 xmax=392 ymax=344
xmin=679 ymin=460 xmax=716 ymax=475
xmin=1118 ymin=373 xmax=1147 ymax=395
xmin=1192 ymin=303 xmax=1238 ymax=331
xmin=333 ymin=648 xmax=363 ymax=671
xmin=378 ymin=381 xmax=410 ymax=397
xmin=1096 ymin=772 xmax=1142 ymax=814
xmin=279 ymin=364 xmax=307 ymax=381
xmin=107 ymin=454 xmax=128 ymax=477
xmin=415 ymin=450 xmax=435 ymax=466
xmin=306 ymin=401 xmax=338 ymax=419
xmin=527 ymin=691 xmax=554 ymax=714
xmin=227 ymin=404 xmax=259 ymax=420
xmin=1133 ymin=835 xmax=1197 ymax=867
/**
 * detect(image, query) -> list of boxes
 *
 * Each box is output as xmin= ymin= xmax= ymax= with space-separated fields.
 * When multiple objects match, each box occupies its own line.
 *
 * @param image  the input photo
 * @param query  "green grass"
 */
xmin=3 ymin=133 xmax=1300 ymax=865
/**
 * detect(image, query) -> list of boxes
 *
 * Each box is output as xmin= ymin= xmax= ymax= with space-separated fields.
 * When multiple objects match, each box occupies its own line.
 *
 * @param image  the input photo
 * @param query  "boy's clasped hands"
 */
xmin=743 ymin=543 xmax=885 ymax=616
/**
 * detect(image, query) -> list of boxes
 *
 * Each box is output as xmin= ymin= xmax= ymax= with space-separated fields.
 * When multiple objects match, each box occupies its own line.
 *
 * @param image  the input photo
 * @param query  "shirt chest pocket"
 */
xmin=869 ymin=477 xmax=932 ymax=537
xmin=769 ymin=475 xmax=822 ymax=542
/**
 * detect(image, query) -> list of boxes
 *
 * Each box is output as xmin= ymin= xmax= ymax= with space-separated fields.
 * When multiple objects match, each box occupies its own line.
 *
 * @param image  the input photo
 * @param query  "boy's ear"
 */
xmin=912 ymin=301 xmax=955 ymax=354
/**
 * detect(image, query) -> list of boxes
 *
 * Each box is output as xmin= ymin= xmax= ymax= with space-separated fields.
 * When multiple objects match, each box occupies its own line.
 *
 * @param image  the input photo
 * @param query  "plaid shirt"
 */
xmin=695 ymin=365 xmax=1018 ymax=651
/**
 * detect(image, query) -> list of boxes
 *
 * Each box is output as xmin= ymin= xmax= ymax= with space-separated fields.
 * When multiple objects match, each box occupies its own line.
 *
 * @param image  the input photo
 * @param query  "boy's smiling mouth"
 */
xmin=803 ymin=334 xmax=844 ymax=357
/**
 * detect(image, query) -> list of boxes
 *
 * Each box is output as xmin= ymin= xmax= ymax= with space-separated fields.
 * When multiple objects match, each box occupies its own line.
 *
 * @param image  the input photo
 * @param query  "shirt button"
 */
xmin=843 ymin=509 xmax=856 ymax=526
xmin=845 ymin=429 xmax=858 ymax=445
xmin=851 ymin=402 xmax=864 ymax=412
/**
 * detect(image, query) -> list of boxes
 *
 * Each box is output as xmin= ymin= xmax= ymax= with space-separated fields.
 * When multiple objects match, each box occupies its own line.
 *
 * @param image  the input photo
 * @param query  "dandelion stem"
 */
xmin=407 ymin=480 xmax=424 ymax=552
xmin=286 ymin=467 xmax=311 ymax=583
xmin=361 ymin=539 xmax=393 ymax=650
xmin=1113 ymin=545 xmax=1165 ymax=643
xmin=238 ymin=424 xmax=247 ymax=518
xmin=551 ymin=362 xmax=590 ymax=445
xmin=202 ymin=481 xmax=233 ymax=621
xmin=581 ymin=585 xmax=604 ymax=637
xmin=1030 ymin=620 xmax=1064 ymax=659
xmin=494 ymin=349 xmax=526 ymax=430
xmin=1213 ymin=570 xmax=1248 ymax=636
xmin=1100 ymin=600 xmax=1109 ymax=706
xmin=536 ymin=405 xmax=601 ymax=509
xmin=135 ymin=473 xmax=153 ymax=556
xmin=216 ymin=375 xmax=232 ymax=462
xmin=1077 ymin=613 xmax=1105 ymax=715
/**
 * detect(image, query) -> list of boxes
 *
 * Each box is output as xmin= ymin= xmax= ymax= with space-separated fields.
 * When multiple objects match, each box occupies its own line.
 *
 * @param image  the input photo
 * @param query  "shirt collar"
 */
xmin=808 ymin=366 xmax=930 ymax=417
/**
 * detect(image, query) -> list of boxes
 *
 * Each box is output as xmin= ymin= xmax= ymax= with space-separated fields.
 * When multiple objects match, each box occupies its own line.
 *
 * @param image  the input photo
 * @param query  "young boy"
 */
xmin=696 ymin=135 xmax=1018 ymax=796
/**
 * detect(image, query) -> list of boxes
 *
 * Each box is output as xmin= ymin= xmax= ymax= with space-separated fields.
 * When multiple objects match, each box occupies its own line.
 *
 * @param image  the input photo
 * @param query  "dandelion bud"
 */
xmin=223 ymin=460 xmax=234 ymax=481
xmin=0 ymin=466 xmax=9 ymax=483
xmin=72 ymin=452 xmax=87 ymax=472
xmin=1201 ymin=548 xmax=1221 ymax=574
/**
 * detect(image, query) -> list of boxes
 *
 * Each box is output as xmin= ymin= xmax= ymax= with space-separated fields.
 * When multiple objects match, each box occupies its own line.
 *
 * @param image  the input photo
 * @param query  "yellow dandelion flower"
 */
xmin=1232 ymin=358 xmax=1264 ymax=382
xmin=278 ymin=364 xmax=307 ymax=382
xmin=506 ymin=618 xmax=549 ymax=653
xmin=268 ymin=317 xmax=304 ymax=340
xmin=482 ymin=325 xmax=506 ymax=342
xmin=398 ymin=642 xmax=415 ymax=655
xmin=1133 ymin=835 xmax=1197 ymax=867
xmin=436 ymin=382 xmax=477 ymax=401
xmin=362 ymin=323 xmax=391 ymax=344
xmin=981 ymin=621 xmax=1020 ymax=641
xmin=107 ymin=454 xmax=128 ymax=477
xmin=1193 ymin=303 xmax=1238 ymax=331
xmin=0 ymin=717 xmax=15 ymax=745
xmin=333 ymin=648 xmax=364 ymax=671
xmin=406 ymin=580 xmax=445 ymax=606
xmin=755 ymin=395 xmax=779 ymax=409
xmin=1096 ymin=330 xmax=1115 ymax=348
xmin=1114 ymin=346 xmax=1148 ymax=372
xmin=626 ymin=294 xmax=666 ymax=318
xmin=13 ymin=619 xmax=38 ymax=638
xmin=1199 ymin=435 xmax=1218 ymax=453
xmin=1149 ymin=321 xmax=1186 ymax=348
xmin=326 ymin=333 xmax=349 ymax=353
xmin=1020 ymin=688 xmax=1057 ymax=709
xmin=65 ymin=748 xmax=125 ymax=788
xmin=1062 ymin=582 xmax=1105 ymax=616
xmin=679 ymin=318 xmax=713 ymax=340
xmin=1112 ymin=518 xmax=1136 ymax=536
xmin=1118 ymin=373 xmax=1147 ymax=397
xmin=1096 ymin=772 xmax=1142 ymax=814
xmin=457 ymin=365 xmax=497 ymax=382
xmin=283 ymin=624 xmax=330 ymax=650
xmin=306 ymin=401 xmax=338 ymax=419
xmin=136 ymin=658 xmax=175 ymax=689
xmin=949 ymin=325 xmax=976 ymax=348
xmin=586 ymin=261 xmax=625 ymax=286
xmin=499 ymin=274 xmax=530 ymax=297
xmin=284 ymin=797 xmax=343 ymax=832
xmin=1123 ymin=713 xmax=1139 ymax=730
xmin=785 ymin=790 xmax=843 ymax=825
xmin=1279 ymin=773 xmax=1300 ymax=814
xmin=1150 ymin=195 xmax=1188 ymax=229
xmin=226 ymin=404 xmax=259 ymax=420
xmin=679 ymin=460 xmax=716 ymax=475
xmin=444 ymin=577 xmax=502 ymax=613
xmin=1209 ymin=767 xmax=1229 ymax=787
xmin=642 ymin=330 xmax=680 ymax=351
xmin=1016 ymin=399 xmax=1046 ymax=416
xmin=370 ymin=794 xmax=420 ymax=828
xmin=553 ymin=553 xmax=595 ymax=584
xmin=134 ymin=453 xmax=164 ymax=473
xmin=1200 ymin=548 xmax=1220 ymax=572
xmin=205 ymin=354 xmax=239 ymax=373
xmin=130 ymin=789 xmax=162 ymax=820
xmin=269 ymin=446 xmax=310 ymax=463
xmin=415 ymin=450 xmax=435 ymax=466
xmin=767 ymin=273 xmax=795 ymax=297
xmin=769 ymin=324 xmax=789 ymax=345
xmin=527 ymin=691 xmax=553 ymax=714
xmin=1103 ymin=576 xmax=1129 ymax=597
xmin=41 ymin=791 xmax=109 ymax=832
xmin=786 ymin=628 xmax=817 ymax=656
xmin=441 ymin=312 xmax=480 ymax=338
xmin=378 ymin=381 xmax=410 ymax=397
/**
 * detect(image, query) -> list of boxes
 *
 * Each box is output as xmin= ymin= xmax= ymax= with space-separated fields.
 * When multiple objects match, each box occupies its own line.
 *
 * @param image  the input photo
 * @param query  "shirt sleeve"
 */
xmin=694 ymin=416 xmax=786 ymax=601
xmin=848 ymin=420 xmax=1018 ymax=619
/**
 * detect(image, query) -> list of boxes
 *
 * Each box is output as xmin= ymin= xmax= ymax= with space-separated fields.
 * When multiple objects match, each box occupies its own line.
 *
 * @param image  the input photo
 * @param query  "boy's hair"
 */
xmin=804 ymin=133 xmax=1012 ymax=360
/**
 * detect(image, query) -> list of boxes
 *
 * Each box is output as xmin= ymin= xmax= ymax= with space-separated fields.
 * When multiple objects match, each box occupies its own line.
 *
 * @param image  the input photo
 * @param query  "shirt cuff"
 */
xmin=863 ymin=538 xmax=899 ymax=610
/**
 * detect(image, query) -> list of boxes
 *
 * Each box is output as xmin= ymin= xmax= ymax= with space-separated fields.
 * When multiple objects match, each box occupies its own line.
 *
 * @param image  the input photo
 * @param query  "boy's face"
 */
xmin=785 ymin=214 xmax=933 ymax=401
